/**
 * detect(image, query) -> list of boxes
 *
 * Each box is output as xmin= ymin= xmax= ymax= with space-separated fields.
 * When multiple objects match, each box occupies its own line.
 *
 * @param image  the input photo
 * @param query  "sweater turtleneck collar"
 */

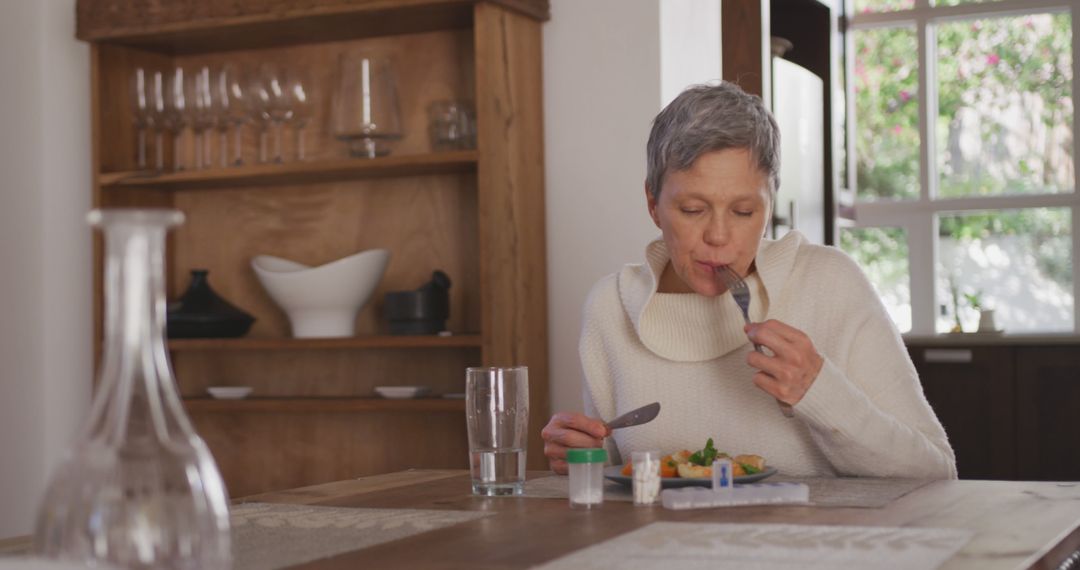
xmin=617 ymin=231 xmax=806 ymax=362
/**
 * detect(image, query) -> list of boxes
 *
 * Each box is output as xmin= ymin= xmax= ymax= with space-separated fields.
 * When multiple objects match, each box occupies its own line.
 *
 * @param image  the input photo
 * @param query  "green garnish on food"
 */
xmin=740 ymin=463 xmax=761 ymax=475
xmin=689 ymin=438 xmax=722 ymax=466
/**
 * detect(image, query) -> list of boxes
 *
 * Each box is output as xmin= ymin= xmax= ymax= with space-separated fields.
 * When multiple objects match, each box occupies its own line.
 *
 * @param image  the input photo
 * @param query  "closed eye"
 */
xmin=734 ymin=210 xmax=754 ymax=217
xmin=680 ymin=208 xmax=704 ymax=215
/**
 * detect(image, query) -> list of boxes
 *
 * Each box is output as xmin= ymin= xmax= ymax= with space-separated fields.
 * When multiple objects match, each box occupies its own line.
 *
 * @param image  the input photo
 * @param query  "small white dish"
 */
xmin=374 ymin=386 xmax=430 ymax=399
xmin=207 ymin=386 xmax=253 ymax=400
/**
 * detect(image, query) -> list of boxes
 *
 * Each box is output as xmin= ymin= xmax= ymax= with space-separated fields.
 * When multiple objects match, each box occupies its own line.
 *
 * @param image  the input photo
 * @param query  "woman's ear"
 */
xmin=645 ymin=184 xmax=661 ymax=228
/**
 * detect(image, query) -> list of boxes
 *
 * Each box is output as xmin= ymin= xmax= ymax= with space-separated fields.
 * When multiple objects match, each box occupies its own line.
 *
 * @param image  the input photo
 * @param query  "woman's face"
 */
xmin=647 ymin=148 xmax=772 ymax=296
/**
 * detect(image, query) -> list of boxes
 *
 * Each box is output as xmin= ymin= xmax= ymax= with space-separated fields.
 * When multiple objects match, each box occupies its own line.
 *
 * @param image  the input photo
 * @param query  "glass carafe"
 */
xmin=34 ymin=209 xmax=231 ymax=569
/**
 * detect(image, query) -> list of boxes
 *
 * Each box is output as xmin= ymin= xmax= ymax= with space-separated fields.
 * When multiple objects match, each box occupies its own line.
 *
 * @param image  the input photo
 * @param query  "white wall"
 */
xmin=0 ymin=0 xmax=92 ymax=539
xmin=543 ymin=0 xmax=722 ymax=416
xmin=660 ymin=0 xmax=722 ymax=107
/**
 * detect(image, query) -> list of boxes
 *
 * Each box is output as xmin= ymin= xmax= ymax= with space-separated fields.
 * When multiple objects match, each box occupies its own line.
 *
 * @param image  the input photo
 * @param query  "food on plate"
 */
xmin=619 ymin=438 xmax=766 ymax=479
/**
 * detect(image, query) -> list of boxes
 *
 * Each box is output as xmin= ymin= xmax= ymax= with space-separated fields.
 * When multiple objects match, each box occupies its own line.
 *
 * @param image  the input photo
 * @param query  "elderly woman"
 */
xmin=541 ymin=82 xmax=956 ymax=480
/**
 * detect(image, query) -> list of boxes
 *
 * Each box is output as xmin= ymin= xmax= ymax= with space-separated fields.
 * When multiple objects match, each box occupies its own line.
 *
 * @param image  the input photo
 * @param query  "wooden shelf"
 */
xmin=99 ymin=151 xmax=479 ymax=191
xmin=183 ymin=397 xmax=466 ymax=413
xmin=168 ymin=334 xmax=483 ymax=351
xmin=77 ymin=1 xmax=549 ymax=54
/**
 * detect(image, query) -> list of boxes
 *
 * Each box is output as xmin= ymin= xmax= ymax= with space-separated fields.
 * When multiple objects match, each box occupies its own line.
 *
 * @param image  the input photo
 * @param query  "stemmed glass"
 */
xmin=130 ymin=68 xmax=155 ymax=170
xmin=247 ymin=72 xmax=272 ymax=163
xmin=192 ymin=66 xmax=217 ymax=170
xmin=214 ymin=64 xmax=247 ymax=167
xmin=333 ymin=53 xmax=402 ymax=158
xmin=255 ymin=64 xmax=294 ymax=163
xmin=156 ymin=67 xmax=192 ymax=171
xmin=149 ymin=71 xmax=168 ymax=170
xmin=288 ymin=70 xmax=312 ymax=161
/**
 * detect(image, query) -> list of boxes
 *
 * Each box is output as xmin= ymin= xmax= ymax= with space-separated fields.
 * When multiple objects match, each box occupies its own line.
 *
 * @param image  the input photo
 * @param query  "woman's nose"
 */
xmin=703 ymin=215 xmax=729 ymax=245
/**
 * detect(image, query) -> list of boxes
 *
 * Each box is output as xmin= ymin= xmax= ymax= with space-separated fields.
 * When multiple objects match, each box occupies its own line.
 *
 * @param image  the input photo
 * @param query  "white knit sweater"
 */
xmin=580 ymin=231 xmax=957 ymax=479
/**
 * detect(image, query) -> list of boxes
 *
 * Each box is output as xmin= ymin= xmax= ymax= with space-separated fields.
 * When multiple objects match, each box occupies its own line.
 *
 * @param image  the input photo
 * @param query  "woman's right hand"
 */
xmin=541 ymin=412 xmax=609 ymax=475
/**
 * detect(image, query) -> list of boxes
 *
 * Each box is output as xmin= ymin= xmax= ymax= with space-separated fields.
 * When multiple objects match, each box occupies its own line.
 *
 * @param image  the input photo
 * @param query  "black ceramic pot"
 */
xmin=167 ymin=269 xmax=255 ymax=338
xmin=384 ymin=270 xmax=451 ymax=335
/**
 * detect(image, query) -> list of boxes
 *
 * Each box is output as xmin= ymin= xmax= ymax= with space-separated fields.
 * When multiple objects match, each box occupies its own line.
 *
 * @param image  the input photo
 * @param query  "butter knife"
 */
xmin=606 ymin=402 xmax=661 ymax=431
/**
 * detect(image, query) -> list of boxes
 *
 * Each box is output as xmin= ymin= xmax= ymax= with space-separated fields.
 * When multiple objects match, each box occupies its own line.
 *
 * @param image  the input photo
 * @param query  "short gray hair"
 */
xmin=645 ymin=82 xmax=780 ymax=200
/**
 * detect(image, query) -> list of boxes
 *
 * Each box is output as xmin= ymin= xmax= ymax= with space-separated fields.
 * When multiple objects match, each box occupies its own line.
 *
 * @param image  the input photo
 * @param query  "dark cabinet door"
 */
xmin=1016 ymin=346 xmax=1080 ymax=481
xmin=909 ymin=345 xmax=1016 ymax=480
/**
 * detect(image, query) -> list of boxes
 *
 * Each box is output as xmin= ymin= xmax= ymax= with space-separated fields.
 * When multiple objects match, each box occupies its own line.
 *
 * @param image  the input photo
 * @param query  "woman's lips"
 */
xmin=696 ymin=261 xmax=729 ymax=272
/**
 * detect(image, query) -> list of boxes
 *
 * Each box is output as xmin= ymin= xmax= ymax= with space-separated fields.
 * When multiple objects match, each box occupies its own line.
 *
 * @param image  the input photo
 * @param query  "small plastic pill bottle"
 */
xmin=631 ymin=450 xmax=662 ymax=506
xmin=566 ymin=448 xmax=607 ymax=509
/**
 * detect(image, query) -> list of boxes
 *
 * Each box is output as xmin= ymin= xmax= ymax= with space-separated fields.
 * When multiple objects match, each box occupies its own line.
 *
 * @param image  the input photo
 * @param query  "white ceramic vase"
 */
xmin=251 ymin=249 xmax=390 ymax=338
xmin=978 ymin=309 xmax=998 ymax=333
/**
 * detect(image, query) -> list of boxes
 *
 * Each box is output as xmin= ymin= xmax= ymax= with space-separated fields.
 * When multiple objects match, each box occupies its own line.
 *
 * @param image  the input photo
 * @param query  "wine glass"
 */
xmin=333 ymin=53 xmax=402 ymax=158
xmin=192 ymin=66 xmax=217 ymax=169
xmin=287 ymin=70 xmax=312 ymax=161
xmin=158 ymin=67 xmax=192 ymax=171
xmin=149 ymin=70 xmax=168 ymax=170
xmin=130 ymin=68 xmax=155 ymax=170
xmin=213 ymin=64 xmax=247 ymax=167
xmin=247 ymin=73 xmax=272 ymax=163
xmin=255 ymin=63 xmax=293 ymax=164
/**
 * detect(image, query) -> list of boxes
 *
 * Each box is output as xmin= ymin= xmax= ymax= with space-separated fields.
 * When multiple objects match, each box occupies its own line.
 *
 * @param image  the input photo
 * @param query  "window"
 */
xmin=843 ymin=0 xmax=1078 ymax=334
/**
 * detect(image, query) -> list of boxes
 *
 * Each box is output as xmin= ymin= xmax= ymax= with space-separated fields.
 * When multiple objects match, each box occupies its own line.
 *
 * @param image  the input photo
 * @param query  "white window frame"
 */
xmin=845 ymin=0 xmax=1080 ymax=335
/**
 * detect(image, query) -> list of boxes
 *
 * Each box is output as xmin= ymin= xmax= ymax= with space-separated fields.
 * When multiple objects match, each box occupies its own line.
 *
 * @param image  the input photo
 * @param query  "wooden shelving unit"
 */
xmin=99 ymin=151 xmax=479 ymax=191
xmin=78 ymin=0 xmax=549 ymax=497
xmin=168 ymin=334 xmax=483 ymax=351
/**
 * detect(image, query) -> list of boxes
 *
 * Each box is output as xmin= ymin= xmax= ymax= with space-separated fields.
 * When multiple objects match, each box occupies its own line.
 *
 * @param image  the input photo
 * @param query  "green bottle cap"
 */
xmin=566 ymin=448 xmax=607 ymax=464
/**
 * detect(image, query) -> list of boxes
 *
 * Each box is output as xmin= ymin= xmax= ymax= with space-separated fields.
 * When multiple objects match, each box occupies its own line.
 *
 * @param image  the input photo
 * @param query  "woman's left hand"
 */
xmin=743 ymin=319 xmax=824 ymax=406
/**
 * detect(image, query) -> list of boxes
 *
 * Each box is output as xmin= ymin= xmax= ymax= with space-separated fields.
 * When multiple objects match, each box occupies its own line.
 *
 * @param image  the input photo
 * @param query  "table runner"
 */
xmin=522 ymin=474 xmax=932 ymax=508
xmin=535 ymin=521 xmax=974 ymax=569
xmin=230 ymin=502 xmax=491 ymax=570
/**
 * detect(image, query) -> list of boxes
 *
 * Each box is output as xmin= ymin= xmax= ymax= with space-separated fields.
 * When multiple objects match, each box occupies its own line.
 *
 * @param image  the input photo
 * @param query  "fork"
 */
xmin=716 ymin=265 xmax=795 ymax=418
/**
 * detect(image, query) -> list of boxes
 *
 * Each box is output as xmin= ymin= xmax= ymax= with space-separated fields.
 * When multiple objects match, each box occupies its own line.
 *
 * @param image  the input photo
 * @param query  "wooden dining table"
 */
xmin=3 ymin=469 xmax=1080 ymax=569
xmin=240 ymin=469 xmax=1080 ymax=569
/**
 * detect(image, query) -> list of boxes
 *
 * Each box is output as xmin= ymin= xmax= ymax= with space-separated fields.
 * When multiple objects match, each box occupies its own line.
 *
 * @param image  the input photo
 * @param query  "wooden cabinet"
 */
xmin=77 ymin=0 xmax=550 ymax=497
xmin=1016 ymin=346 xmax=1080 ymax=481
xmin=908 ymin=342 xmax=1080 ymax=481
xmin=907 ymin=345 xmax=1016 ymax=480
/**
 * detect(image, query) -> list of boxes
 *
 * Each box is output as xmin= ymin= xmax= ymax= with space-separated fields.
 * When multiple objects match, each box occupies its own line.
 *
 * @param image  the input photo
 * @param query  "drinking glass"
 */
xmin=465 ymin=366 xmax=529 ymax=496
xmin=428 ymin=100 xmax=475 ymax=151
xmin=192 ymin=66 xmax=216 ymax=169
xmin=149 ymin=71 xmax=168 ymax=170
xmin=247 ymin=74 xmax=270 ymax=163
xmin=159 ymin=67 xmax=192 ymax=171
xmin=288 ymin=70 xmax=313 ymax=161
xmin=333 ymin=53 xmax=402 ymax=158
xmin=130 ymin=68 xmax=154 ymax=169
xmin=215 ymin=64 xmax=248 ymax=166
xmin=256 ymin=63 xmax=293 ymax=163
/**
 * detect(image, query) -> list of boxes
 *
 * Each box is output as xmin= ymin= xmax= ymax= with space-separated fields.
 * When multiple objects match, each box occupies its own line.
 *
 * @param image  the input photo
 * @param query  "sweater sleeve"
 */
xmin=791 ymin=250 xmax=958 ymax=480
xmin=578 ymin=274 xmax=623 ymax=466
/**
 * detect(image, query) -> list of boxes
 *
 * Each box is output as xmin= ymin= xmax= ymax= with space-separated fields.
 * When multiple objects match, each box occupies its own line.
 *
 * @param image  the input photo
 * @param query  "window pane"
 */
xmin=854 ymin=0 xmax=915 ymax=14
xmin=840 ymin=227 xmax=912 ymax=332
xmin=934 ymin=0 xmax=1002 ymax=5
xmin=936 ymin=14 xmax=1074 ymax=198
xmin=855 ymin=26 xmax=920 ymax=201
xmin=936 ymin=209 xmax=1073 ymax=334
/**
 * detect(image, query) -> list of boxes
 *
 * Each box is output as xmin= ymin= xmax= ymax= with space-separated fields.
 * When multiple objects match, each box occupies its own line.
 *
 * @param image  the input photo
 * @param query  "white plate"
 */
xmin=207 ymin=386 xmax=253 ymax=400
xmin=374 ymin=386 xmax=431 ymax=399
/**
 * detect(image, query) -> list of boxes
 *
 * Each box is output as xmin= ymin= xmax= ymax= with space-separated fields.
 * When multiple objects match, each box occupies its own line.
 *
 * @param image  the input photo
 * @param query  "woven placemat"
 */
xmin=535 ymin=521 xmax=973 ymax=569
xmin=231 ymin=502 xmax=491 ymax=570
xmin=523 ymin=474 xmax=931 ymax=508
